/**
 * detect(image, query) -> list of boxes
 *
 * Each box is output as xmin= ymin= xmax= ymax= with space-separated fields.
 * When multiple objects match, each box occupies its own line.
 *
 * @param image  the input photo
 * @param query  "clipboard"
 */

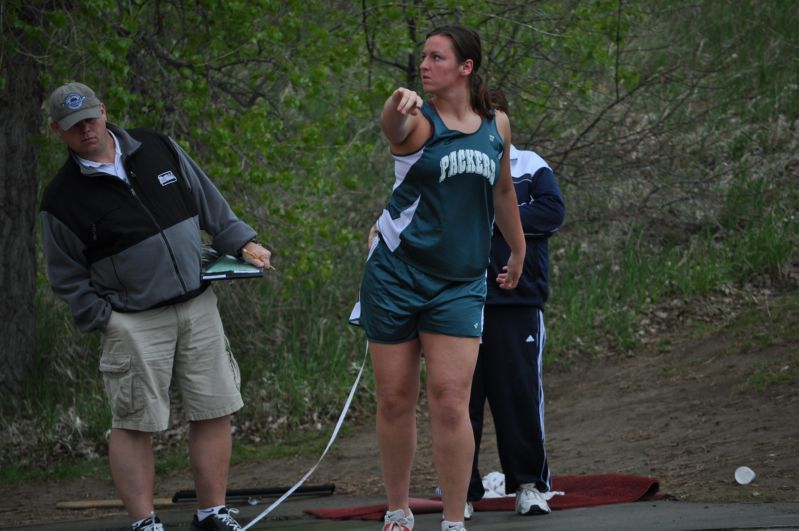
xmin=201 ymin=254 xmax=263 ymax=281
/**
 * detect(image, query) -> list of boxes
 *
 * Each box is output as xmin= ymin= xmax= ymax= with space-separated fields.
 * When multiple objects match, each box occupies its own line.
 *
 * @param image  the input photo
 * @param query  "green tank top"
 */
xmin=376 ymin=101 xmax=504 ymax=281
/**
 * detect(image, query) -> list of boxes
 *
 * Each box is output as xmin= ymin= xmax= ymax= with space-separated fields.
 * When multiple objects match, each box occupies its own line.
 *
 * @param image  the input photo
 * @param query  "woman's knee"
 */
xmin=376 ymin=387 xmax=418 ymax=419
xmin=428 ymin=389 xmax=468 ymax=429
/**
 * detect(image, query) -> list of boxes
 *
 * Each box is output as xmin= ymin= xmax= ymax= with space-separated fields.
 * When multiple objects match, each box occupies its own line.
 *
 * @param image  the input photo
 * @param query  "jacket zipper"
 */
xmin=125 ymin=167 xmax=189 ymax=293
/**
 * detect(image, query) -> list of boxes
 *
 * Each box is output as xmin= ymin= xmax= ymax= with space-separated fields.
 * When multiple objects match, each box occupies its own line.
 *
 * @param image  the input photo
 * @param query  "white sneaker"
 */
xmin=383 ymin=508 xmax=414 ymax=531
xmin=132 ymin=514 xmax=164 ymax=531
xmin=464 ymin=501 xmax=474 ymax=520
xmin=515 ymin=483 xmax=551 ymax=515
xmin=441 ymin=519 xmax=467 ymax=530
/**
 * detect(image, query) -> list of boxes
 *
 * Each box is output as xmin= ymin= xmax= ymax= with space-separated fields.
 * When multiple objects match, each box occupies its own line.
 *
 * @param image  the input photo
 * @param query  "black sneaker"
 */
xmin=190 ymin=507 xmax=243 ymax=531
xmin=132 ymin=514 xmax=164 ymax=531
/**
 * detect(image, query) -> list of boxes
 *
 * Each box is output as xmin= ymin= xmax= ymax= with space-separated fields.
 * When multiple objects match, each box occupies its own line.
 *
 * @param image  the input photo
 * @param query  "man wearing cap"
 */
xmin=40 ymin=82 xmax=271 ymax=531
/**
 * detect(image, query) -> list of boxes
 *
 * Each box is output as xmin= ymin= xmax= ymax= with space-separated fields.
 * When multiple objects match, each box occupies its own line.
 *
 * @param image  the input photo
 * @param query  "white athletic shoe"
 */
xmin=441 ymin=519 xmax=467 ymax=530
xmin=383 ymin=508 xmax=414 ymax=531
xmin=464 ymin=501 xmax=474 ymax=520
xmin=132 ymin=514 xmax=165 ymax=531
xmin=515 ymin=483 xmax=551 ymax=515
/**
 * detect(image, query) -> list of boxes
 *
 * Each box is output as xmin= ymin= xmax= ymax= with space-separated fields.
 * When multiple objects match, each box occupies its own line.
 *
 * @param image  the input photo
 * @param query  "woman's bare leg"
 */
xmin=370 ymin=339 xmax=422 ymax=514
xmin=421 ymin=332 xmax=479 ymax=523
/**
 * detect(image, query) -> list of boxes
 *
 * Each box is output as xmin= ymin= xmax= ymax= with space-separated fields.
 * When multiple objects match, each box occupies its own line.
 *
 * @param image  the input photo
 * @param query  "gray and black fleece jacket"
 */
xmin=40 ymin=123 xmax=257 ymax=333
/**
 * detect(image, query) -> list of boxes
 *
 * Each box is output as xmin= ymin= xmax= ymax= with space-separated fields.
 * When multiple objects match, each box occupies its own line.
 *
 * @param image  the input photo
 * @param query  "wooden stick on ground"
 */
xmin=56 ymin=497 xmax=174 ymax=510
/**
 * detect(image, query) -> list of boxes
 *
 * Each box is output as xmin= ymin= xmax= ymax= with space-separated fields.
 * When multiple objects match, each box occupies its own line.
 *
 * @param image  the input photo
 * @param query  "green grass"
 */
xmin=721 ymin=292 xmax=799 ymax=349
xmin=0 ymin=458 xmax=109 ymax=485
xmin=655 ymin=337 xmax=673 ymax=354
xmin=741 ymin=364 xmax=795 ymax=393
xmin=230 ymin=427 xmax=349 ymax=464
xmin=659 ymin=366 xmax=677 ymax=379
xmin=726 ymin=294 xmax=799 ymax=393
xmin=150 ymin=430 xmax=341 ymax=476
xmin=0 ymin=431 xmax=337 ymax=486
xmin=547 ymin=167 xmax=797 ymax=363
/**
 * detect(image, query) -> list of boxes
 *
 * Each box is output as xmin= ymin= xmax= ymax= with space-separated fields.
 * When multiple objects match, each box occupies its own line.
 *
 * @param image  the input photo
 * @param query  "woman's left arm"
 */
xmin=492 ymin=111 xmax=526 ymax=289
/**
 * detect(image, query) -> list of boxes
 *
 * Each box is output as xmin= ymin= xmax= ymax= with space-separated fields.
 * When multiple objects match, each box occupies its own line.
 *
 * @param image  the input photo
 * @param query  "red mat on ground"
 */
xmin=305 ymin=474 xmax=660 ymax=520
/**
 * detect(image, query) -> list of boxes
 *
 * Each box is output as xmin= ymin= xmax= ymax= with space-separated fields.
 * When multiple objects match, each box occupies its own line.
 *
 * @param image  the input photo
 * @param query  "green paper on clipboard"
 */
xmin=201 ymin=254 xmax=263 ymax=281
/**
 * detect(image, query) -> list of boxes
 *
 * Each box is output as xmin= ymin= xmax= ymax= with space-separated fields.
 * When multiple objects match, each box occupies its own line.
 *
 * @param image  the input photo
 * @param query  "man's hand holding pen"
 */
xmin=241 ymin=241 xmax=275 ymax=271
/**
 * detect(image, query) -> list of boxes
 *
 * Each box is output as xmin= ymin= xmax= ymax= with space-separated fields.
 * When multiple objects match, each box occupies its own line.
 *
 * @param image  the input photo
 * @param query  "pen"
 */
xmin=242 ymin=247 xmax=276 ymax=271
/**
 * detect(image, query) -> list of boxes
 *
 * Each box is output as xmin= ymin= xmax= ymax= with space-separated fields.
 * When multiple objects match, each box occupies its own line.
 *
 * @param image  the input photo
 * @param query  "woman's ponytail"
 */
xmin=470 ymin=72 xmax=493 ymax=118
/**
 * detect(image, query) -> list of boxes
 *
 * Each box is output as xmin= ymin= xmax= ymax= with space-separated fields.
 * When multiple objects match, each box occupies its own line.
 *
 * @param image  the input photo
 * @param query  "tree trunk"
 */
xmin=0 ymin=19 xmax=43 ymax=399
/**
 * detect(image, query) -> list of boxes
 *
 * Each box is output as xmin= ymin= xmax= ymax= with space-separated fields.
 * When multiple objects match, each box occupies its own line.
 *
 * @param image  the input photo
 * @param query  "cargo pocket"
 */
xmin=224 ymin=336 xmax=241 ymax=391
xmin=99 ymin=354 xmax=143 ymax=418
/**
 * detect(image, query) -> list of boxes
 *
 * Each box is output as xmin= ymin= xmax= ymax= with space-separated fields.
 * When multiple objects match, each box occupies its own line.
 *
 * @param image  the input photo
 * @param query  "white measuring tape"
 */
xmin=242 ymin=343 xmax=368 ymax=529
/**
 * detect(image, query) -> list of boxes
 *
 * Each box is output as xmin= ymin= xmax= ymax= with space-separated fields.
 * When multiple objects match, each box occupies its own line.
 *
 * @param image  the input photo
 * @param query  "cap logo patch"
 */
xmin=62 ymin=93 xmax=86 ymax=109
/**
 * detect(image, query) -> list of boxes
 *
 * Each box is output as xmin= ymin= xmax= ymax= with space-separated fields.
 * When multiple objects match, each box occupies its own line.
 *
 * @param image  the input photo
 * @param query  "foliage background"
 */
xmin=1 ymin=0 xmax=797 ymax=474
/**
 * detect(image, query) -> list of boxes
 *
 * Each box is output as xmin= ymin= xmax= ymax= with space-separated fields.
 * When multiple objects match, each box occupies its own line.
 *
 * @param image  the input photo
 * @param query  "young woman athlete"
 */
xmin=354 ymin=25 xmax=525 ymax=531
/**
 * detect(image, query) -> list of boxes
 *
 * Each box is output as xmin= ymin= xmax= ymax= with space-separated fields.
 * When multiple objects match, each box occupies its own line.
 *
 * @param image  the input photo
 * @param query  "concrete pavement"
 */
xmin=3 ymin=494 xmax=798 ymax=530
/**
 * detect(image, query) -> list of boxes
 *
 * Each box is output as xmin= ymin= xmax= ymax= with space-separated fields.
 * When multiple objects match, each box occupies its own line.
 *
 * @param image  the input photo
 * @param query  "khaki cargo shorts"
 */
xmin=99 ymin=287 xmax=243 ymax=432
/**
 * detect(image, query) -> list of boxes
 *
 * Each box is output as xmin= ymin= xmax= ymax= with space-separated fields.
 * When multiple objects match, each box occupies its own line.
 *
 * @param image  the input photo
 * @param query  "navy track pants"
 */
xmin=468 ymin=305 xmax=551 ymax=500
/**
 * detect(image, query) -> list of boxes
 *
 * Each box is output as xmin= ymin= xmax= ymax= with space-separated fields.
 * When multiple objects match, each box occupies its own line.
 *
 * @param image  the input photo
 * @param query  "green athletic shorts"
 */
xmin=352 ymin=239 xmax=486 ymax=343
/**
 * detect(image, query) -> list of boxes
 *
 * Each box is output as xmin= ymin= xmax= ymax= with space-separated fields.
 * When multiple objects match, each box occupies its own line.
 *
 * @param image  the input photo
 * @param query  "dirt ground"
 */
xmin=1 ymin=291 xmax=797 ymax=529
